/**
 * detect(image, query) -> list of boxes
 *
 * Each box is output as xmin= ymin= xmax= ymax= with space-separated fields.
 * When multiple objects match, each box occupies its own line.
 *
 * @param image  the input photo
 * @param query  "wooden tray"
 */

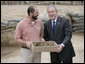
xmin=31 ymin=41 xmax=58 ymax=52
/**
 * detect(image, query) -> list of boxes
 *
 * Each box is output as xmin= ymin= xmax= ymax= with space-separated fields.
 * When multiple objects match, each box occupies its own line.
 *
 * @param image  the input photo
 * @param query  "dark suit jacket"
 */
xmin=44 ymin=16 xmax=75 ymax=61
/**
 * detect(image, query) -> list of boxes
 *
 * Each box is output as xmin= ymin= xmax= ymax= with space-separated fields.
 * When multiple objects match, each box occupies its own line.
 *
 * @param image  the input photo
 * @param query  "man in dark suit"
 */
xmin=44 ymin=6 xmax=75 ymax=63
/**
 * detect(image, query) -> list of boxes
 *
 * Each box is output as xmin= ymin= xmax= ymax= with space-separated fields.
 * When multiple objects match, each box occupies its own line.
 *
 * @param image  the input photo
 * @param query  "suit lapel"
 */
xmin=48 ymin=20 xmax=53 ymax=38
xmin=55 ymin=16 xmax=61 ymax=36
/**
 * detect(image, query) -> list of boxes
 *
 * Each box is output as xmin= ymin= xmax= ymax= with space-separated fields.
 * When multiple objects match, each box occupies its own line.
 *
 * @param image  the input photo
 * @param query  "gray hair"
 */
xmin=47 ymin=5 xmax=58 ymax=12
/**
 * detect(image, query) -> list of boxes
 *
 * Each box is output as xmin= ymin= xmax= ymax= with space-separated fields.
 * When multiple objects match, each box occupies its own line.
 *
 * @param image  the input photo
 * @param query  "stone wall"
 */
xmin=1 ymin=5 xmax=84 ymax=46
xmin=1 ymin=12 xmax=84 ymax=46
xmin=67 ymin=13 xmax=84 ymax=33
xmin=1 ymin=1 xmax=84 ymax=5
xmin=1 ymin=18 xmax=22 ymax=46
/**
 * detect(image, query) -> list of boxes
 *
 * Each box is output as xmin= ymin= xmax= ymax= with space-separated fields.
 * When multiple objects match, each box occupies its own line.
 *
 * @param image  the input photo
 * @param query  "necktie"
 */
xmin=52 ymin=21 xmax=56 ymax=35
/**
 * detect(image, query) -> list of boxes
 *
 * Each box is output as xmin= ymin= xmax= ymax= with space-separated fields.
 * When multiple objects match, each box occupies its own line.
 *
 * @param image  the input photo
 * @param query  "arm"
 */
xmin=15 ymin=23 xmax=27 ymax=46
xmin=43 ymin=23 xmax=49 ymax=41
xmin=62 ymin=19 xmax=72 ymax=46
xmin=40 ymin=21 xmax=45 ymax=41
xmin=56 ymin=19 xmax=72 ymax=53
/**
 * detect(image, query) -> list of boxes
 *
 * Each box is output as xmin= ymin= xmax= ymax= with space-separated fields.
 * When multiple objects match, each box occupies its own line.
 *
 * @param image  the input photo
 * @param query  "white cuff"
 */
xmin=61 ymin=43 xmax=65 ymax=47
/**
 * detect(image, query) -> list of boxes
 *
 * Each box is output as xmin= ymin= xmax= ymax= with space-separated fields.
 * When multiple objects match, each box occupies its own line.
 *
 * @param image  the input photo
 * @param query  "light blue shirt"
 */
xmin=51 ymin=16 xmax=57 ymax=27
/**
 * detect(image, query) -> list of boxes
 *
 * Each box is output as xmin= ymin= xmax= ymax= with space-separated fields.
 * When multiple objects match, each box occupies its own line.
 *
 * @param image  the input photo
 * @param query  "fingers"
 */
xmin=56 ymin=45 xmax=62 ymax=53
xmin=26 ymin=42 xmax=32 ymax=48
xmin=41 ymin=38 xmax=45 ymax=42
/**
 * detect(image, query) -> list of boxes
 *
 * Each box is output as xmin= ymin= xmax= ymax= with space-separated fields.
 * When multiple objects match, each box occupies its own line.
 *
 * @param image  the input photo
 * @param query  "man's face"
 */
xmin=32 ymin=8 xmax=39 ymax=21
xmin=47 ymin=7 xmax=57 ymax=20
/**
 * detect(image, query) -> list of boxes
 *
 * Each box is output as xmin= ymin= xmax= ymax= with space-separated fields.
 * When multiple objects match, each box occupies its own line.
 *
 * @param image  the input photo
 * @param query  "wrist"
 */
xmin=61 ymin=43 xmax=65 ymax=48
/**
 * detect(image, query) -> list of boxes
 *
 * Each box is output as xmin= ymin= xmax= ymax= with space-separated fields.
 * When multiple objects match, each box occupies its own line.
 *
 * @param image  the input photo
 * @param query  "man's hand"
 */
xmin=56 ymin=44 xmax=63 ymax=53
xmin=26 ymin=41 xmax=32 ymax=49
xmin=41 ymin=38 xmax=45 ymax=42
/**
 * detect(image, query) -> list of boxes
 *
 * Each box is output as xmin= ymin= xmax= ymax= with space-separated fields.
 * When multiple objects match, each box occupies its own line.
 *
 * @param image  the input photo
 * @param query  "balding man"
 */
xmin=15 ymin=6 xmax=44 ymax=63
xmin=44 ymin=5 xmax=75 ymax=63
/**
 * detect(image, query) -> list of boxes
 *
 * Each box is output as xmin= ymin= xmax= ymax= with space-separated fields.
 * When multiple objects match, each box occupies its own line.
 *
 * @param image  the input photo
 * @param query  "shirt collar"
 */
xmin=52 ymin=15 xmax=58 ymax=23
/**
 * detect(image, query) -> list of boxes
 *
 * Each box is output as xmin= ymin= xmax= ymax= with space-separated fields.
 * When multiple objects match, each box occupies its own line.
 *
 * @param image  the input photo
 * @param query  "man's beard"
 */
xmin=32 ymin=15 xmax=38 ymax=21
